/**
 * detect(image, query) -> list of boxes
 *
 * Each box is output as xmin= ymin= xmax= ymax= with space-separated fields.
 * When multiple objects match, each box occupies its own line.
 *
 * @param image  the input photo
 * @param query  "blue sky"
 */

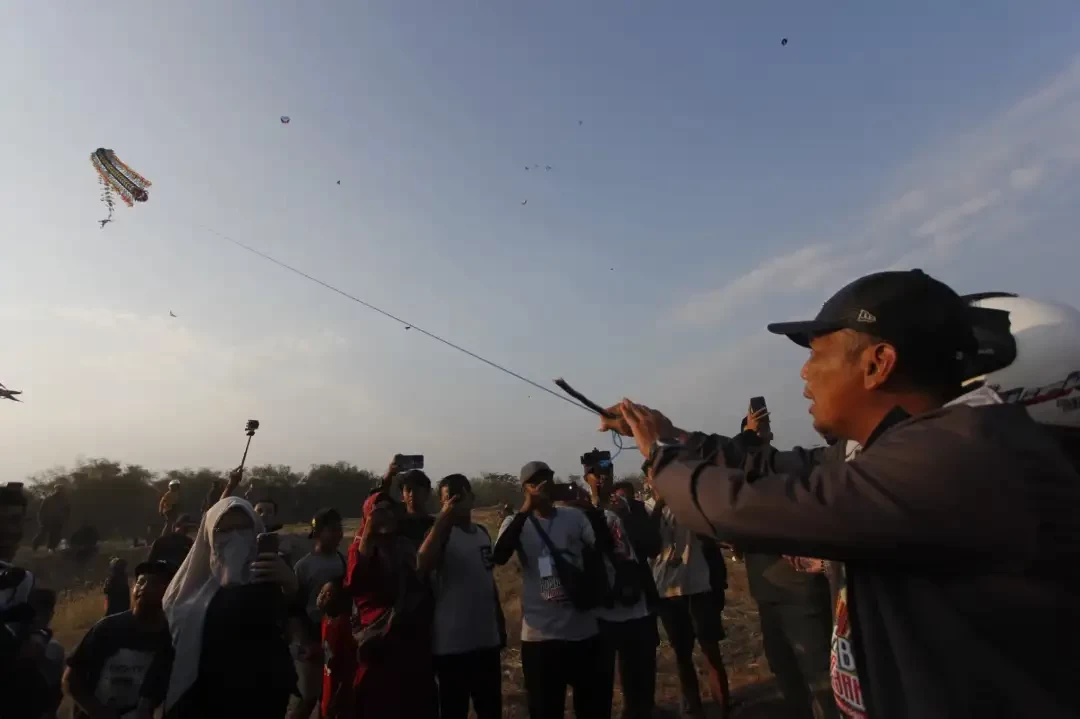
xmin=2 ymin=1 xmax=1079 ymax=482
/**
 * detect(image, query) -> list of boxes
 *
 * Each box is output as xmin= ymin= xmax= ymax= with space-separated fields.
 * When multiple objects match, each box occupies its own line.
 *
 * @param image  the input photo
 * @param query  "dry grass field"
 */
xmin=20 ymin=507 xmax=789 ymax=718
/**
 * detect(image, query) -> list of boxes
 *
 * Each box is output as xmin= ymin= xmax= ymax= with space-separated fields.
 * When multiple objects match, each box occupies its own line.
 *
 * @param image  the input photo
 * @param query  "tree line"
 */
xmin=21 ymin=458 xmax=636 ymax=540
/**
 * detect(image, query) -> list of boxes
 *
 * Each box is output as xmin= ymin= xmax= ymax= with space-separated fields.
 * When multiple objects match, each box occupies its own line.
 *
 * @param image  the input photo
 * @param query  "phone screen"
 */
xmin=749 ymin=396 xmax=767 ymax=414
xmin=398 ymin=455 xmax=424 ymax=471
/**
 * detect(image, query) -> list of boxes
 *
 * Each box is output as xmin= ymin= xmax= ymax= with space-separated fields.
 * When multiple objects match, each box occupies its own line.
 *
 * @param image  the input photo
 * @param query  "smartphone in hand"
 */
xmin=397 ymin=455 xmax=424 ymax=472
xmin=256 ymin=532 xmax=279 ymax=555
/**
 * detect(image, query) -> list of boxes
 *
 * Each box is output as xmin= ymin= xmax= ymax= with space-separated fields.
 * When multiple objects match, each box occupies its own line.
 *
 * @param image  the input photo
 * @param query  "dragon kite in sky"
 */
xmin=90 ymin=148 xmax=152 ymax=228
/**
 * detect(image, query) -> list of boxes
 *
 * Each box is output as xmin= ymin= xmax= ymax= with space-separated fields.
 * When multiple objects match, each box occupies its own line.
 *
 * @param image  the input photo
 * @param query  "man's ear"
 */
xmin=863 ymin=343 xmax=899 ymax=390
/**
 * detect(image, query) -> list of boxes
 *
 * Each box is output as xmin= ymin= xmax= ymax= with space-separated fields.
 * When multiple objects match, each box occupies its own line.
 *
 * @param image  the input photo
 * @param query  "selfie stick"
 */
xmin=239 ymin=419 xmax=260 ymax=471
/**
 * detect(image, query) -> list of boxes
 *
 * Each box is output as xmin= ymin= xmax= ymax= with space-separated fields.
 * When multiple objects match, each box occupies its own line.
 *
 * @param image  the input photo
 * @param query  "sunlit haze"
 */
xmin=3 ymin=1 xmax=1080 ymax=482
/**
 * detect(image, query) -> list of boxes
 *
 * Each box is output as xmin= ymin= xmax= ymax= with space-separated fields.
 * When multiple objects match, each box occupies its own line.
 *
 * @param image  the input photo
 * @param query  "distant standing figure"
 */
xmin=68 ymin=525 xmax=100 ymax=563
xmin=159 ymin=481 xmax=181 ymax=537
xmin=202 ymin=481 xmax=223 ymax=513
xmin=33 ymin=486 xmax=70 ymax=552
xmin=104 ymin=557 xmax=130 ymax=616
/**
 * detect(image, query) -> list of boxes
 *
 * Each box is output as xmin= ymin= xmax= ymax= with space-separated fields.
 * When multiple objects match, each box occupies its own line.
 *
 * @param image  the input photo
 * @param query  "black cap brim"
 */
xmin=766 ymin=320 xmax=846 ymax=347
xmin=134 ymin=560 xmax=178 ymax=579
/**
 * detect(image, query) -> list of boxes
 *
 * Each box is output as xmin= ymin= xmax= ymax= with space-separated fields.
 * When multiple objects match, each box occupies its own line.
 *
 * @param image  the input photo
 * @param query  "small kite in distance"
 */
xmin=281 ymin=116 xmax=291 ymax=124
xmin=781 ymin=38 xmax=788 ymax=46
xmin=404 ymin=326 xmax=411 ymax=330
xmin=545 ymin=165 xmax=552 ymax=171
xmin=0 ymin=382 xmax=22 ymax=403
xmin=578 ymin=120 xmax=583 ymax=126
xmin=336 ymin=180 xmax=341 ymax=185
xmin=521 ymin=199 xmax=527 ymax=206
xmin=169 ymin=311 xmax=177 ymax=318
xmin=90 ymin=148 xmax=151 ymax=228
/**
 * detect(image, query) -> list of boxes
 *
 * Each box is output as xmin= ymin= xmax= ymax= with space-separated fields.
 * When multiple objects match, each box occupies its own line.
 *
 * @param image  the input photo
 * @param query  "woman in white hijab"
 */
xmin=158 ymin=496 xmax=298 ymax=718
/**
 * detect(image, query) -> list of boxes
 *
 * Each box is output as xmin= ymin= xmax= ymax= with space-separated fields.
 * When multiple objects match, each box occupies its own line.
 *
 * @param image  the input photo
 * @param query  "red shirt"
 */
xmin=321 ymin=614 xmax=357 ymax=719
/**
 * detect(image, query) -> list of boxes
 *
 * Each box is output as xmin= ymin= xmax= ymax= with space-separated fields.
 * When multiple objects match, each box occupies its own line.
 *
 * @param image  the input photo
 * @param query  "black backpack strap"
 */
xmin=528 ymin=515 xmax=563 ymax=559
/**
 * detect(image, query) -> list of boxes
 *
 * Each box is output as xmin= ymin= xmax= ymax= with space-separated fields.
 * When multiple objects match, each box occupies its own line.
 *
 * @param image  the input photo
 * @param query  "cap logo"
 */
xmin=856 ymin=309 xmax=877 ymax=323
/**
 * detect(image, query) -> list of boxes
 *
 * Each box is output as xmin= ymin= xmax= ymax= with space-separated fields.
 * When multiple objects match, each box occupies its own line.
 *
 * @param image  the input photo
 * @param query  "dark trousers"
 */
xmin=161 ymin=509 xmax=178 ymax=537
xmin=521 ymin=635 xmax=609 ymax=719
xmin=433 ymin=646 xmax=502 ymax=719
xmin=32 ymin=522 xmax=63 ymax=551
xmin=758 ymin=601 xmax=838 ymax=719
xmin=598 ymin=615 xmax=658 ymax=719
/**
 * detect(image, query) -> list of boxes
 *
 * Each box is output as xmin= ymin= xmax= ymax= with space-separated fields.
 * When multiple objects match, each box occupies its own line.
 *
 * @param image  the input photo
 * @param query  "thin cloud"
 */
xmin=672 ymin=55 xmax=1080 ymax=327
xmin=1009 ymin=165 xmax=1043 ymax=191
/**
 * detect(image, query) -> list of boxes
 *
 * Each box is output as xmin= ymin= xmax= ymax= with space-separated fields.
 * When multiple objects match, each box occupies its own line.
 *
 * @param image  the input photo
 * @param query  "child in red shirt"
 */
xmin=318 ymin=581 xmax=357 ymax=719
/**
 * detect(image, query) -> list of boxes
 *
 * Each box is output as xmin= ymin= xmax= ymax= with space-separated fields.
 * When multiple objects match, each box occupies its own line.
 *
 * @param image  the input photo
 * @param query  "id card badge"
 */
xmin=538 ymin=554 xmax=554 ymax=578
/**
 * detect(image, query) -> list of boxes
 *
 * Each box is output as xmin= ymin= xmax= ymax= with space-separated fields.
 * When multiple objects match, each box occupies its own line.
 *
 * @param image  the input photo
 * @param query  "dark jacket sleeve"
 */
xmin=653 ymin=407 xmax=1038 ymax=565
xmin=492 ymin=513 xmax=528 ymax=566
xmin=626 ymin=500 xmax=662 ymax=560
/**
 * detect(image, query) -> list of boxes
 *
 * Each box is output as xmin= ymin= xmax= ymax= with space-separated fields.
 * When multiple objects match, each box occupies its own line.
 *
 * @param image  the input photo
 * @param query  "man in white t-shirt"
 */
xmin=493 ymin=461 xmax=608 ymax=719
xmin=418 ymin=474 xmax=504 ymax=719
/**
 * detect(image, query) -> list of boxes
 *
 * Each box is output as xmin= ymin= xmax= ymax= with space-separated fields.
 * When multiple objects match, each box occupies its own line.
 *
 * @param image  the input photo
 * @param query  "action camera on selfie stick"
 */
xmin=238 ymin=419 xmax=260 ymax=472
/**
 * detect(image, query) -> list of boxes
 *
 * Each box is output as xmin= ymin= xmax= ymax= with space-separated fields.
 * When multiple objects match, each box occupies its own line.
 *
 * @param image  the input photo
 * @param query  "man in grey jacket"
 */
xmin=603 ymin=270 xmax=1080 ymax=719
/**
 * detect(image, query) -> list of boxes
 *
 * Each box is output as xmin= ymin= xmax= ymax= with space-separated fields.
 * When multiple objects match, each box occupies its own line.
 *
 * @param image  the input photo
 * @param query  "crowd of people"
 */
xmin=2 ymin=269 xmax=1080 ymax=719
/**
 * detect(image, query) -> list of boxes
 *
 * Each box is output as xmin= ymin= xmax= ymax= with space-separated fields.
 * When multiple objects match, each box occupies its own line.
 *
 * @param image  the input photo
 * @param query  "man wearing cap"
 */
xmin=289 ymin=508 xmax=346 ymax=719
xmin=148 ymin=513 xmax=199 ymax=569
xmin=399 ymin=469 xmax=436 ymax=549
xmin=581 ymin=450 xmax=661 ymax=719
xmin=492 ymin=461 xmax=608 ymax=719
xmin=64 ymin=560 xmax=175 ymax=719
xmin=604 ymin=269 xmax=1080 ymax=718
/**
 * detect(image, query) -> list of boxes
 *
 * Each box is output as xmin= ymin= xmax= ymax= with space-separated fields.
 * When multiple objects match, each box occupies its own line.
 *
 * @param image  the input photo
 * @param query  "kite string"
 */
xmin=198 ymin=225 xmax=599 ymax=417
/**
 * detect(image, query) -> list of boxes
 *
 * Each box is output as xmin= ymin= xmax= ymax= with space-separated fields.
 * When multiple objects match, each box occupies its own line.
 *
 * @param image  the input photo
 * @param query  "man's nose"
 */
xmin=800 ymin=359 xmax=810 ymax=381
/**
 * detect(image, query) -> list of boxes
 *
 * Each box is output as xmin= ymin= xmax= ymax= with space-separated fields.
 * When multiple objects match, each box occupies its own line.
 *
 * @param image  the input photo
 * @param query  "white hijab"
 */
xmin=162 ymin=496 xmax=263 ymax=711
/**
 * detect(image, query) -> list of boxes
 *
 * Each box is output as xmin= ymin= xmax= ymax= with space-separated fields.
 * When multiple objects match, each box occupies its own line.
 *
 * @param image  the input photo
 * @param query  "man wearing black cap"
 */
xmin=148 ymin=513 xmax=199 ymax=569
xmin=64 ymin=560 xmax=175 ymax=719
xmin=603 ymin=270 xmax=1080 ymax=718
xmin=399 ymin=469 xmax=436 ymax=549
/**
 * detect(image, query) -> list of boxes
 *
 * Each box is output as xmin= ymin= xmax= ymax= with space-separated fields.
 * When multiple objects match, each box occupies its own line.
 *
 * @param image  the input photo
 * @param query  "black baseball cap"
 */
xmin=309 ymin=507 xmax=342 ymax=538
xmin=134 ymin=559 xmax=178 ymax=581
xmin=766 ymin=269 xmax=977 ymax=358
xmin=399 ymin=469 xmax=431 ymax=491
